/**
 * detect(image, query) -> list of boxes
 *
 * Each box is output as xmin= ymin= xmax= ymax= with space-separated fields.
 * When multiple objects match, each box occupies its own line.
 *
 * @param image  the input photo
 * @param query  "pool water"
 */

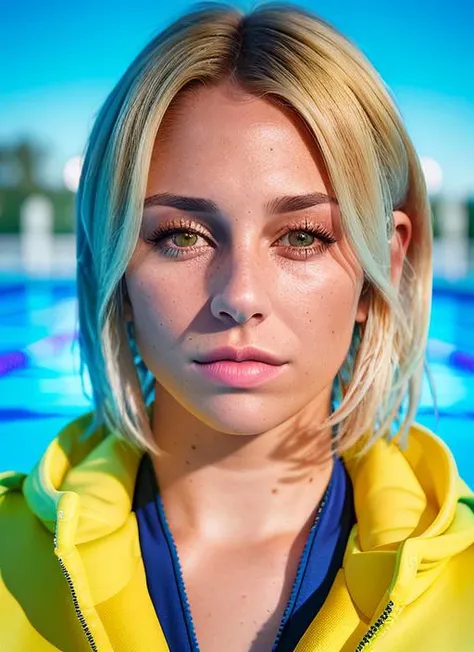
xmin=1 ymin=274 xmax=473 ymax=487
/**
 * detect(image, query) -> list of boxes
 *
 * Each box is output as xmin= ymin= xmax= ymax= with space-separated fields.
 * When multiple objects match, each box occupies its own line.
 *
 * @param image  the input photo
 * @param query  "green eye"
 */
xmin=287 ymin=231 xmax=316 ymax=247
xmin=173 ymin=231 xmax=198 ymax=247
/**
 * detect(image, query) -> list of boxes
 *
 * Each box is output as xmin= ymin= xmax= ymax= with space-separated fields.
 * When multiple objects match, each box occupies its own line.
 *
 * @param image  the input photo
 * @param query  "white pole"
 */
xmin=20 ymin=194 xmax=54 ymax=275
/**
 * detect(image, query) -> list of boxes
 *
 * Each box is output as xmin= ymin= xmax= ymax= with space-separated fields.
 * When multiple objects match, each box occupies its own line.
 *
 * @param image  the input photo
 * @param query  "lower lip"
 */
xmin=193 ymin=360 xmax=285 ymax=388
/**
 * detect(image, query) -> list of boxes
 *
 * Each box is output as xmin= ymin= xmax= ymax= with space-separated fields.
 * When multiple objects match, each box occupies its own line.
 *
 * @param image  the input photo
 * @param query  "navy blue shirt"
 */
xmin=133 ymin=452 xmax=355 ymax=652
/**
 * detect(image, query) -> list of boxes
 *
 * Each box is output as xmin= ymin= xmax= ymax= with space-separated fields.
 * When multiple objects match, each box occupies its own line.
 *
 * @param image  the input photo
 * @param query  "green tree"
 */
xmin=13 ymin=139 xmax=45 ymax=192
xmin=468 ymin=197 xmax=474 ymax=241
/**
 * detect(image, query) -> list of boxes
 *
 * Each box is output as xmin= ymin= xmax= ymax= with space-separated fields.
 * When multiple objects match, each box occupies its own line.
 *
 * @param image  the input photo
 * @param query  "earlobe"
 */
xmin=121 ymin=277 xmax=134 ymax=322
xmin=124 ymin=303 xmax=133 ymax=323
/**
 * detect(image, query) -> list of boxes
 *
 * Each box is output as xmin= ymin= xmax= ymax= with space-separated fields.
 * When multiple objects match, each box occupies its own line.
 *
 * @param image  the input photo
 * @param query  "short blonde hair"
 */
xmin=75 ymin=1 xmax=435 ymax=458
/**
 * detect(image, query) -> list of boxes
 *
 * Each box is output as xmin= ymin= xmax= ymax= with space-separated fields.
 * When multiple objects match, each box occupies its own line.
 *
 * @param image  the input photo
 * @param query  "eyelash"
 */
xmin=145 ymin=217 xmax=337 ymax=260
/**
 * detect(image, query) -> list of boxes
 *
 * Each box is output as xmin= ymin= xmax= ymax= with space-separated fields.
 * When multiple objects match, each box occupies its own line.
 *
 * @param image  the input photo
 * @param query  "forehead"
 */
xmin=148 ymin=82 xmax=333 ymax=194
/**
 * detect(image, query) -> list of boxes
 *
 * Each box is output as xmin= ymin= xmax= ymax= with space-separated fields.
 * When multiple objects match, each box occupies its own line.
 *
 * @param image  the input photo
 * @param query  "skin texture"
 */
xmin=124 ymin=81 xmax=412 ymax=651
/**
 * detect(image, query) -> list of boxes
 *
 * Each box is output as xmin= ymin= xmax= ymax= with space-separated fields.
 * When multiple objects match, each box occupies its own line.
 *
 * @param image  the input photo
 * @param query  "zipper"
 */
xmin=54 ymin=530 xmax=99 ymax=652
xmin=272 ymin=477 xmax=332 ymax=651
xmin=354 ymin=599 xmax=400 ymax=651
xmin=355 ymin=548 xmax=416 ymax=650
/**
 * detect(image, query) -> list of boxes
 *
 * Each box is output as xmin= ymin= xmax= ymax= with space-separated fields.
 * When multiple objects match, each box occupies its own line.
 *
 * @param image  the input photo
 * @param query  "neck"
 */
xmin=149 ymin=384 xmax=335 ymax=545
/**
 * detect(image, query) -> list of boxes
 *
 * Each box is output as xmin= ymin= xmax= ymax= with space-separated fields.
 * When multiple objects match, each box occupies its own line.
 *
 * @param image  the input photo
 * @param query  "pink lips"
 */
xmin=193 ymin=345 xmax=287 ymax=388
xmin=193 ymin=359 xmax=285 ymax=388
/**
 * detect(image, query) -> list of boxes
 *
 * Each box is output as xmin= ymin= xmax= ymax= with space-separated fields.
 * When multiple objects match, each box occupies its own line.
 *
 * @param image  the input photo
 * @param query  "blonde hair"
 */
xmin=75 ymin=1 xmax=436 ymax=458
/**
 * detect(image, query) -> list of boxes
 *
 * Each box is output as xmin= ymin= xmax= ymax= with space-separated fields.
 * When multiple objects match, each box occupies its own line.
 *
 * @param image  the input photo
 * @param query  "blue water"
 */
xmin=0 ymin=273 xmax=473 ymax=487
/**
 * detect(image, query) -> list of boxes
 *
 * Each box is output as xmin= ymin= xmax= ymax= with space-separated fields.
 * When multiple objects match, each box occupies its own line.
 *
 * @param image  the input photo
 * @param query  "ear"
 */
xmin=389 ymin=210 xmax=412 ymax=291
xmin=355 ymin=210 xmax=412 ymax=324
xmin=355 ymin=282 xmax=370 ymax=324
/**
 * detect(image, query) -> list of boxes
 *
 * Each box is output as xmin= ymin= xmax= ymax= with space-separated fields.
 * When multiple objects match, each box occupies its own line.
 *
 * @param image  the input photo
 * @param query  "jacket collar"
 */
xmin=22 ymin=404 xmax=474 ymax=620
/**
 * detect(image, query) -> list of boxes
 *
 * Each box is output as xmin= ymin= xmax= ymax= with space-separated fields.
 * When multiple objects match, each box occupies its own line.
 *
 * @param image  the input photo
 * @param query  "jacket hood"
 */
xmin=18 ymin=404 xmax=474 ymax=622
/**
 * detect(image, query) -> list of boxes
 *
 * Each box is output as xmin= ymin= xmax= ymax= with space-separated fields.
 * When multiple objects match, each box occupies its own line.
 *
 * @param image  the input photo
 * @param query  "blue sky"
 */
xmin=1 ymin=0 xmax=473 ymax=196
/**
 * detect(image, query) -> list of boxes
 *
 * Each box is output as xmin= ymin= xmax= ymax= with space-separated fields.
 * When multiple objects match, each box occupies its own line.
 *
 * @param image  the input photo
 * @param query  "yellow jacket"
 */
xmin=1 ymin=408 xmax=473 ymax=651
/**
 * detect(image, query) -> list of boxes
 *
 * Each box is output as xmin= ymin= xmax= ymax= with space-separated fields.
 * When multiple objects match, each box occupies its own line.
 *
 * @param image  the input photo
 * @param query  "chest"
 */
xmin=133 ymin=454 xmax=352 ymax=650
xmin=176 ymin=533 xmax=307 ymax=652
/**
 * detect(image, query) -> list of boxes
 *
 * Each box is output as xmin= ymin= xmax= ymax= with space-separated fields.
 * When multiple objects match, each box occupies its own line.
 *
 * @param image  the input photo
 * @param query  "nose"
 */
xmin=209 ymin=251 xmax=272 ymax=326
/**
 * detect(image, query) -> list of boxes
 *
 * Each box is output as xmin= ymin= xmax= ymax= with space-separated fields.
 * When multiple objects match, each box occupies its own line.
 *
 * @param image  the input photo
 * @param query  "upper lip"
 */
xmin=195 ymin=346 xmax=284 ymax=365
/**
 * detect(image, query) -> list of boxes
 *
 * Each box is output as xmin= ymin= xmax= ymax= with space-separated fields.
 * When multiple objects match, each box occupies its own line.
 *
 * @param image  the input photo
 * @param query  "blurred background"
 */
xmin=1 ymin=0 xmax=473 ymax=483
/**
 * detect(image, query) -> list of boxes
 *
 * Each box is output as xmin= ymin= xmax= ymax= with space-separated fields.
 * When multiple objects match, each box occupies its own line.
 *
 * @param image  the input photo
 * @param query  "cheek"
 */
xmin=287 ymin=278 xmax=358 ymax=370
xmin=125 ymin=269 xmax=198 ymax=356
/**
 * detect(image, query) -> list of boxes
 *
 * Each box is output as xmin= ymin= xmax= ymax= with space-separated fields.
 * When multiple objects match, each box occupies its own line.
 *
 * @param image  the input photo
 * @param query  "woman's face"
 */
xmin=125 ymin=82 xmax=368 ymax=436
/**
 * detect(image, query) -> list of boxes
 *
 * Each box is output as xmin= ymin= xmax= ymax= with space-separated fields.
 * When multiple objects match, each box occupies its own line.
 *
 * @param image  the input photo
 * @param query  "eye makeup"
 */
xmin=144 ymin=216 xmax=337 ymax=261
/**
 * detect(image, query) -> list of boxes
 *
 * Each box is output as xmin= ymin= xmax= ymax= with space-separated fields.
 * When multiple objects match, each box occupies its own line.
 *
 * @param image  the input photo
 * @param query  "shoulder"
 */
xmin=0 ymin=410 xmax=102 ymax=651
xmin=0 ymin=473 xmax=85 ymax=649
xmin=0 ymin=407 xmax=100 ymax=575
xmin=0 ymin=470 xmax=31 ymax=538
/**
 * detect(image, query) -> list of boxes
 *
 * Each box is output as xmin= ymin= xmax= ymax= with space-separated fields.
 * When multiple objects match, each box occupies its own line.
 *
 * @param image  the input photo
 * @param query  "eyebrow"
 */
xmin=143 ymin=191 xmax=338 ymax=215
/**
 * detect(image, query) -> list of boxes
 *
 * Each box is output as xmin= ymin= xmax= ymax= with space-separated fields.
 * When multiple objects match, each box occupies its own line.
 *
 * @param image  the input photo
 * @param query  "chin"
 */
xmin=185 ymin=393 xmax=290 ymax=435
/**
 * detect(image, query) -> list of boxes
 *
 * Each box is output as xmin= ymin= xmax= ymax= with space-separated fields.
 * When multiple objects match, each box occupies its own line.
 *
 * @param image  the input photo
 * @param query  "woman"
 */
xmin=1 ymin=2 xmax=473 ymax=651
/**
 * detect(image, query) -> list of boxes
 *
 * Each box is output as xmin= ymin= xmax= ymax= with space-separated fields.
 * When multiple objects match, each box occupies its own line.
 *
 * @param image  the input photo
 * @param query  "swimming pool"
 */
xmin=1 ymin=273 xmax=473 ymax=487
